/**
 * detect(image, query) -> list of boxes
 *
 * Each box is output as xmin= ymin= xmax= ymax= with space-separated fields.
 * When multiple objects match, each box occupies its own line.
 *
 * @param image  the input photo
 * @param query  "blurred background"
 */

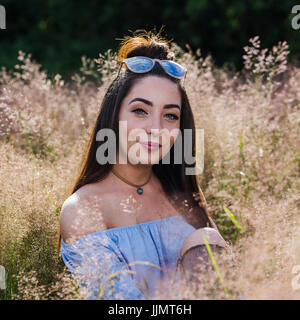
xmin=1 ymin=0 xmax=300 ymax=78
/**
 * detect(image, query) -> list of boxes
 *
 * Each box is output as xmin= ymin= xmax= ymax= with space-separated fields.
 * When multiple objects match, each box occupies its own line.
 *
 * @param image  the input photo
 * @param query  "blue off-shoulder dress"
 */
xmin=60 ymin=215 xmax=218 ymax=300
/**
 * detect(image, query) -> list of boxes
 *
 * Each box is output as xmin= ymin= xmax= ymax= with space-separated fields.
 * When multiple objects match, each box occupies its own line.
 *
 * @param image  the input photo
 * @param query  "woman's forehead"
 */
xmin=126 ymin=76 xmax=181 ymax=104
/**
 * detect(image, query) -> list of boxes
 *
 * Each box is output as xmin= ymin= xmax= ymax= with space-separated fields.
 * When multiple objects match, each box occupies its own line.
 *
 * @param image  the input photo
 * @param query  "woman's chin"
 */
xmin=128 ymin=151 xmax=162 ymax=165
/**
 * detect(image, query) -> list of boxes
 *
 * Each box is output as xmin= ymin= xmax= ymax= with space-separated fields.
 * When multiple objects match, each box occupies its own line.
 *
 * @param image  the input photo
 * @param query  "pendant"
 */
xmin=137 ymin=187 xmax=143 ymax=195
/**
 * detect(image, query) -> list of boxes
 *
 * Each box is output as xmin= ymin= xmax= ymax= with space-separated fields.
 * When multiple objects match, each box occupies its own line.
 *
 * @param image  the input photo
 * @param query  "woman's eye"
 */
xmin=132 ymin=108 xmax=147 ymax=115
xmin=165 ymin=113 xmax=179 ymax=121
xmin=132 ymin=108 xmax=178 ymax=120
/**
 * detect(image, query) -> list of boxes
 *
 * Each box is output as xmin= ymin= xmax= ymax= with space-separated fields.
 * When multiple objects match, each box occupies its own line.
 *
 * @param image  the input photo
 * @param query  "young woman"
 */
xmin=58 ymin=30 xmax=228 ymax=300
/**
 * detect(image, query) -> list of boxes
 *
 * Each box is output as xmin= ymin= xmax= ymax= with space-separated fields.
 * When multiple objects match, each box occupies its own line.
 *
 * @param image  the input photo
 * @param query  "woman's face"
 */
xmin=118 ymin=75 xmax=182 ymax=165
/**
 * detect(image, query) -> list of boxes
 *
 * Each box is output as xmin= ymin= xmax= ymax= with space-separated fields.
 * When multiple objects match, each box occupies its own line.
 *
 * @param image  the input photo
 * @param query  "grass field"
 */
xmin=0 ymin=37 xmax=299 ymax=299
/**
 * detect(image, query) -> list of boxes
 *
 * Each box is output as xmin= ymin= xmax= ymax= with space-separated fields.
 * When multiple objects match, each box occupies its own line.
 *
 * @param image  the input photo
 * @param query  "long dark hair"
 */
xmin=57 ymin=30 xmax=213 ymax=252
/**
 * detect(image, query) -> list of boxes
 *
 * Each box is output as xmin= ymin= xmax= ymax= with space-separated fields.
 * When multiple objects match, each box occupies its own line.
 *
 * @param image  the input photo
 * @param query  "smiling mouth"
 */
xmin=139 ymin=141 xmax=162 ymax=150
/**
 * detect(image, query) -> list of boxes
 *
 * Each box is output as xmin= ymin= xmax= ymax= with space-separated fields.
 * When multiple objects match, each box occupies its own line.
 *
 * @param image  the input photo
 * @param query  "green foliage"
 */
xmin=0 ymin=0 xmax=299 ymax=77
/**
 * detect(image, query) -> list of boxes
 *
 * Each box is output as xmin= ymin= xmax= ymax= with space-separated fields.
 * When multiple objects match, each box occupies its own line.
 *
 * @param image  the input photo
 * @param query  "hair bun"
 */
xmin=116 ymin=29 xmax=172 ymax=64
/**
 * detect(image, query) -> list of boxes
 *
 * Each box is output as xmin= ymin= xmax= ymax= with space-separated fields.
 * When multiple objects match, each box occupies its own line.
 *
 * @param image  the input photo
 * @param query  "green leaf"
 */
xmin=46 ymin=190 xmax=59 ymax=219
xmin=202 ymin=233 xmax=230 ymax=298
xmin=223 ymin=205 xmax=244 ymax=232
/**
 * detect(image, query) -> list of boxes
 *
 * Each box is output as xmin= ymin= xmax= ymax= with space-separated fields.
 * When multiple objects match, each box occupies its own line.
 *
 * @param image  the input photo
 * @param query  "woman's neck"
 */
xmin=112 ymin=162 xmax=153 ymax=186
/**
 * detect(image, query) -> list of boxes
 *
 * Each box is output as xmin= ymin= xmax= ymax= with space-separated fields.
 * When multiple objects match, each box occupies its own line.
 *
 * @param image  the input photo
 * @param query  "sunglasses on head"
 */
xmin=117 ymin=56 xmax=187 ymax=83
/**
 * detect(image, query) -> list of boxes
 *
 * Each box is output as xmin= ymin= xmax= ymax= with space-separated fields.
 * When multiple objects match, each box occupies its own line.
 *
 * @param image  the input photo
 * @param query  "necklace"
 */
xmin=111 ymin=168 xmax=152 ymax=195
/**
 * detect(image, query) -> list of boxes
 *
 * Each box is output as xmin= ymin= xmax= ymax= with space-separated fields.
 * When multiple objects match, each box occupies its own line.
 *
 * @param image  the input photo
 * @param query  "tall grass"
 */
xmin=0 ymin=37 xmax=299 ymax=299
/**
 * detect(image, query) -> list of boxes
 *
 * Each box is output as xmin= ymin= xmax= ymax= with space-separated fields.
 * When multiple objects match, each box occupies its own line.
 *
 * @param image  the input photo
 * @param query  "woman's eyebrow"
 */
xmin=128 ymin=97 xmax=181 ymax=110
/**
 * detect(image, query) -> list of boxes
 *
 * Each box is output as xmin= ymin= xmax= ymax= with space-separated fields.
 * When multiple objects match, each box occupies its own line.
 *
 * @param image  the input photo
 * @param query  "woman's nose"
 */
xmin=146 ymin=115 xmax=163 ymax=135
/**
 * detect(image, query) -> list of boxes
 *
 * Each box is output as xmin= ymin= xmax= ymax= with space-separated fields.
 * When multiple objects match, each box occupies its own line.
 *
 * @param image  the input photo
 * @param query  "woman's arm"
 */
xmin=180 ymin=227 xmax=227 ymax=258
xmin=179 ymin=243 xmax=225 ymax=283
xmin=60 ymin=235 xmax=149 ymax=300
xmin=178 ymin=227 xmax=230 ymax=284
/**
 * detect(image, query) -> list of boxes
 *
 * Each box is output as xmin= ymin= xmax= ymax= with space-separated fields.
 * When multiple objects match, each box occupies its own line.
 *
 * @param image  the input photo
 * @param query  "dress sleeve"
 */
xmin=60 ymin=233 xmax=148 ymax=300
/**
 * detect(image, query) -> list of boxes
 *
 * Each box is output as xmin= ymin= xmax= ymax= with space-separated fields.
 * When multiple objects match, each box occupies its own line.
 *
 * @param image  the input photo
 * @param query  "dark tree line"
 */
xmin=0 ymin=0 xmax=299 ymax=77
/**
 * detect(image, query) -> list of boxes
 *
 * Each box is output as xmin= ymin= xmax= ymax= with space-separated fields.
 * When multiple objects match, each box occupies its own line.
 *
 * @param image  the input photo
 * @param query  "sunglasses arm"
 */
xmin=182 ymin=70 xmax=187 ymax=86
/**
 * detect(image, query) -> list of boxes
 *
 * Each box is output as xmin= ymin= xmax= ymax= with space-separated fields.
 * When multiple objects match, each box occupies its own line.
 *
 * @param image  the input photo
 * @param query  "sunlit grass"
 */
xmin=0 ymin=37 xmax=299 ymax=299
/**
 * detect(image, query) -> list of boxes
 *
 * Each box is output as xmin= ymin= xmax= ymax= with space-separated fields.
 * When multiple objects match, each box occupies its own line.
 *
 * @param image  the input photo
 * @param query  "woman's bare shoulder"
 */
xmin=59 ymin=183 xmax=113 ymax=244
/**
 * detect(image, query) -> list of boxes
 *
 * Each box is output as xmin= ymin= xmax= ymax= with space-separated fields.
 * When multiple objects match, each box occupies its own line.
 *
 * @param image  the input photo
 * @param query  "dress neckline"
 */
xmin=61 ymin=215 xmax=183 ymax=247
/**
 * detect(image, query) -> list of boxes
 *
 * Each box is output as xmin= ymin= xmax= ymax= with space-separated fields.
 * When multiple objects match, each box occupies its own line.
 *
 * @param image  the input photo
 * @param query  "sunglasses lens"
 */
xmin=125 ymin=57 xmax=153 ymax=72
xmin=160 ymin=61 xmax=185 ymax=78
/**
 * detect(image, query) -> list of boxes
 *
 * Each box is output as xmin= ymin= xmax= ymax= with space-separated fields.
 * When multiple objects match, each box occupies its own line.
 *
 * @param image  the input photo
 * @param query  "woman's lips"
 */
xmin=139 ymin=141 xmax=162 ymax=151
